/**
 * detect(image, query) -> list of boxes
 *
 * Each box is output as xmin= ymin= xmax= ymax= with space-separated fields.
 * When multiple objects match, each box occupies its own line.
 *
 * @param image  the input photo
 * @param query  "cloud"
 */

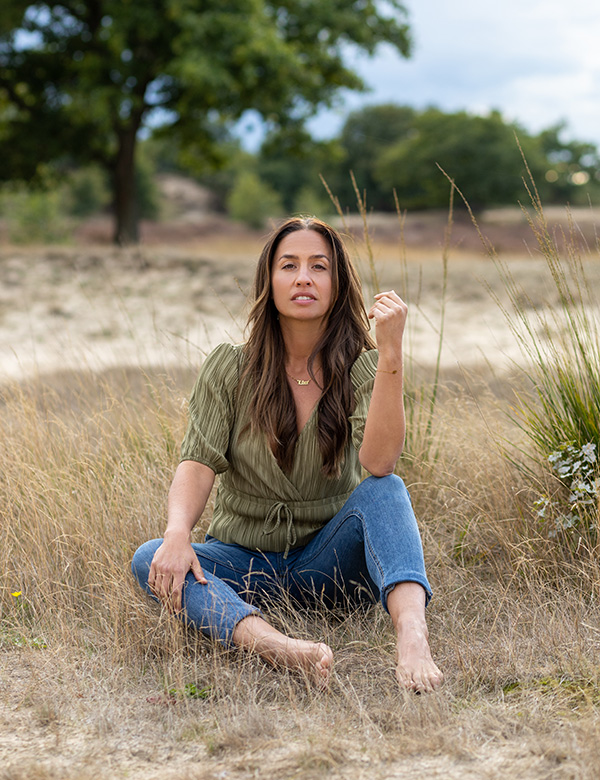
xmin=309 ymin=0 xmax=600 ymax=147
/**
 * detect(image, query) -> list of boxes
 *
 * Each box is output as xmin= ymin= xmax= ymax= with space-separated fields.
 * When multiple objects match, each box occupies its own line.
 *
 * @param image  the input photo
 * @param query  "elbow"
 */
xmin=365 ymin=465 xmax=396 ymax=478
xmin=359 ymin=450 xmax=400 ymax=478
xmin=359 ymin=438 xmax=405 ymax=476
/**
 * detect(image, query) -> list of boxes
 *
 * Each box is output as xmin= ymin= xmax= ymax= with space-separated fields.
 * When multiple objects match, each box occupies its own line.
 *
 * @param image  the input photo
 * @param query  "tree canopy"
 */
xmin=373 ymin=108 xmax=547 ymax=210
xmin=253 ymin=105 xmax=599 ymax=215
xmin=327 ymin=103 xmax=417 ymax=210
xmin=0 ymin=0 xmax=412 ymax=243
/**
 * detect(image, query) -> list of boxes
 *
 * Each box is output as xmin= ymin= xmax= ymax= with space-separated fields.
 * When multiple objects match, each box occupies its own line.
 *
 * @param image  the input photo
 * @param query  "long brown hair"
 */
xmin=241 ymin=217 xmax=375 ymax=478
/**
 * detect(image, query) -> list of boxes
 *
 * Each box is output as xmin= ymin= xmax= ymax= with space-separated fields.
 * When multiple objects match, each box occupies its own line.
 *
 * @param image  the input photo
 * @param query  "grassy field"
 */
xmin=2 ymin=207 xmax=600 ymax=778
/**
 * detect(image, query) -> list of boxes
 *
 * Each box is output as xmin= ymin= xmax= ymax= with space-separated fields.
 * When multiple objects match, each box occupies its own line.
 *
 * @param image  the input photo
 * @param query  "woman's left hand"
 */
xmin=361 ymin=290 xmax=407 ymax=474
xmin=368 ymin=290 xmax=407 ymax=354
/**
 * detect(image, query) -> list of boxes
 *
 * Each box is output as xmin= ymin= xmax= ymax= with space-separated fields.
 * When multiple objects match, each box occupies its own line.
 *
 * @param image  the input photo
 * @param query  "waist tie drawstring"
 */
xmin=263 ymin=501 xmax=297 ymax=559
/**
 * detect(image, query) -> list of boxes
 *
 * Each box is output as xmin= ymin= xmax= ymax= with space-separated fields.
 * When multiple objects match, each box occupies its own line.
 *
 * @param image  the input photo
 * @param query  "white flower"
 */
xmin=581 ymin=442 xmax=597 ymax=464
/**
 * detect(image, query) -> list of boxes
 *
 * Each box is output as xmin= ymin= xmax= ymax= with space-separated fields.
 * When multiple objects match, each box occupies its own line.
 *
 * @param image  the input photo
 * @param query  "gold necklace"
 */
xmin=287 ymin=373 xmax=311 ymax=386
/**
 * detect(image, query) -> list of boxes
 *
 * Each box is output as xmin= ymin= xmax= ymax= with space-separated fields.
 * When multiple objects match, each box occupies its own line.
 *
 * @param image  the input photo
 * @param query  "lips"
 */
xmin=292 ymin=294 xmax=316 ymax=301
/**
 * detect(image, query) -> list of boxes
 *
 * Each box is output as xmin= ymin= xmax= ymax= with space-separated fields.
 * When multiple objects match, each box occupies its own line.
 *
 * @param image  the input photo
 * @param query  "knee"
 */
xmin=131 ymin=538 xmax=163 ymax=585
xmin=360 ymin=473 xmax=408 ymax=500
xmin=352 ymin=474 xmax=413 ymax=520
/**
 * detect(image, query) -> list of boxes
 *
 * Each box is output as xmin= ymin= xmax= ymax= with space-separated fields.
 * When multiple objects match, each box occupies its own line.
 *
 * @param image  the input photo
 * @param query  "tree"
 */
xmin=0 ymin=0 xmax=412 ymax=244
xmin=375 ymin=108 xmax=548 ymax=211
xmin=256 ymin=123 xmax=343 ymax=212
xmin=253 ymin=105 xmax=416 ymax=214
xmin=330 ymin=103 xmax=416 ymax=210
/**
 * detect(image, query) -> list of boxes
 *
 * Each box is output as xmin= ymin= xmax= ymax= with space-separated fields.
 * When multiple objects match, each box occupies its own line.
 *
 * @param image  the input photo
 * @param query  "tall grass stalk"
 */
xmin=398 ymin=187 xmax=451 ymax=462
xmin=320 ymin=172 xmax=380 ymax=294
xmin=320 ymin=174 xmax=449 ymax=466
xmin=442 ymin=159 xmax=600 ymax=542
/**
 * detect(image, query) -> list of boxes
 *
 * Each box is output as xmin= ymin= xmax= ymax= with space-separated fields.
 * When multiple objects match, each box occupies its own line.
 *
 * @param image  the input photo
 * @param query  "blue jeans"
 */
xmin=131 ymin=474 xmax=431 ymax=646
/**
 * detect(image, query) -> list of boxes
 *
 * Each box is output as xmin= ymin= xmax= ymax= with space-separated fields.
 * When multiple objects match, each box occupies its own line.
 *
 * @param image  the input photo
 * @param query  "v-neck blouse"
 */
xmin=180 ymin=342 xmax=378 ymax=555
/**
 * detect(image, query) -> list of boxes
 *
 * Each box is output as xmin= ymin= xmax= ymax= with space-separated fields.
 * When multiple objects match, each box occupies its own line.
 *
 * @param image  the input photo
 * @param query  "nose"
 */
xmin=295 ymin=263 xmax=312 ymax=285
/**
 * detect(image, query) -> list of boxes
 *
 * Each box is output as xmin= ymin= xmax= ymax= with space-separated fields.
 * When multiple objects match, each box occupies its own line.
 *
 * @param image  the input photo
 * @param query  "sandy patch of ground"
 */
xmin=0 ymin=242 xmax=252 ymax=383
xmin=2 ymin=236 xmax=599 ymax=390
xmin=5 ymin=217 xmax=598 ymax=387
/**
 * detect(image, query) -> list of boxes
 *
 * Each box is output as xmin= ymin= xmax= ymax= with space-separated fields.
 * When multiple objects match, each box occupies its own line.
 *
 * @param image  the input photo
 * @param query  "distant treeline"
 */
xmin=153 ymin=103 xmax=600 ymax=225
xmin=1 ymin=103 xmax=599 ymax=238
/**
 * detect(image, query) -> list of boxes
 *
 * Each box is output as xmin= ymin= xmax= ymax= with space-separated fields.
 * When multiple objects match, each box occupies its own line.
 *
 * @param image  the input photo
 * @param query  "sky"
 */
xmin=277 ymin=0 xmax=600 ymax=150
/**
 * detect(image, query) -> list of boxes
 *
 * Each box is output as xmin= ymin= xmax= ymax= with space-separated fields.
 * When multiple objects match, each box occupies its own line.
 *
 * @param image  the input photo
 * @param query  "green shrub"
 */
xmin=1 ymin=186 xmax=71 ymax=243
xmin=292 ymin=184 xmax=331 ymax=218
xmin=535 ymin=443 xmax=599 ymax=538
xmin=135 ymin=153 xmax=162 ymax=220
xmin=227 ymin=171 xmax=283 ymax=228
xmin=65 ymin=165 xmax=111 ymax=217
xmin=491 ymin=198 xmax=600 ymax=541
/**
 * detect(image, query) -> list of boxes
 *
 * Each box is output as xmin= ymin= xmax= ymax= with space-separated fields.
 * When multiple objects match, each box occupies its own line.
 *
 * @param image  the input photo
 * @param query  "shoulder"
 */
xmin=196 ymin=342 xmax=245 ymax=388
xmin=350 ymin=349 xmax=378 ymax=388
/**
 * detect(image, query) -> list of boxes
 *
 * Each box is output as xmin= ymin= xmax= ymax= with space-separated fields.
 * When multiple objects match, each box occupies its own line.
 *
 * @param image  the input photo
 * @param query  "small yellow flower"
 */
xmin=11 ymin=591 xmax=22 ymax=598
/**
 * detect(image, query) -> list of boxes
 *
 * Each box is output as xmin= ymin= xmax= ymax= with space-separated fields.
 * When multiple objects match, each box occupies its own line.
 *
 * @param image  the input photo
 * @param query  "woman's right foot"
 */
xmin=386 ymin=582 xmax=444 ymax=694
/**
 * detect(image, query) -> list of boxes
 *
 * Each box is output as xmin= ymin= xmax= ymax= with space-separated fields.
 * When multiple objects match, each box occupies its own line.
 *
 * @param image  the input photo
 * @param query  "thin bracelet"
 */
xmin=376 ymin=368 xmax=399 ymax=375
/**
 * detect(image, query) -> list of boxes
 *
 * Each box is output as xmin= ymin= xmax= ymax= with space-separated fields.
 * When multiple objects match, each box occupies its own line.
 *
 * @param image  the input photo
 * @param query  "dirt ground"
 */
xmin=2 ymin=635 xmax=596 ymax=780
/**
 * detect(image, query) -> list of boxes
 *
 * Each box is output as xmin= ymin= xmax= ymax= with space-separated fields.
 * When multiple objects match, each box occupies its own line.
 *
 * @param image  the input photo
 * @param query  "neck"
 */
xmin=280 ymin=318 xmax=325 ymax=371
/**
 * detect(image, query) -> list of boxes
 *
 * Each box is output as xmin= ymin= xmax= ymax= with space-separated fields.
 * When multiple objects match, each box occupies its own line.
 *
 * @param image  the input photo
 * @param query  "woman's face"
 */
xmin=270 ymin=229 xmax=333 ymax=326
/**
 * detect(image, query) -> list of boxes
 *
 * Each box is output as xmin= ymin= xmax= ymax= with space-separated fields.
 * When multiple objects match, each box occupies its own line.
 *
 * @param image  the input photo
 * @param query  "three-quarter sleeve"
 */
xmin=349 ymin=349 xmax=378 ymax=451
xmin=179 ymin=343 xmax=241 ymax=474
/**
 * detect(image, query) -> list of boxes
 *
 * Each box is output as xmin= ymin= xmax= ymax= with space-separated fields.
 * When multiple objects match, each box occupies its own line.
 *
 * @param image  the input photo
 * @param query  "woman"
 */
xmin=132 ymin=217 xmax=443 ymax=693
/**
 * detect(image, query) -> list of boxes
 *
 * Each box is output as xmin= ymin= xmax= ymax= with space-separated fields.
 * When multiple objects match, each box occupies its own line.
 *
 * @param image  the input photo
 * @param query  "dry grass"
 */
xmin=3 ymin=365 xmax=600 ymax=779
xmin=2 ymin=213 xmax=600 ymax=778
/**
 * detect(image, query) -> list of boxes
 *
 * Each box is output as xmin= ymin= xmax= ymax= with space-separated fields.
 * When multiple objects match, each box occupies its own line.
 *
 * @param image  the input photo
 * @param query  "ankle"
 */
xmin=232 ymin=614 xmax=278 ymax=651
xmin=396 ymin=611 xmax=428 ymax=632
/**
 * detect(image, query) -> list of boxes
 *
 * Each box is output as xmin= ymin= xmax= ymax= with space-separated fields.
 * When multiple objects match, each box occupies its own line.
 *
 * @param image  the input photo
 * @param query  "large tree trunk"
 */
xmin=112 ymin=125 xmax=140 ymax=245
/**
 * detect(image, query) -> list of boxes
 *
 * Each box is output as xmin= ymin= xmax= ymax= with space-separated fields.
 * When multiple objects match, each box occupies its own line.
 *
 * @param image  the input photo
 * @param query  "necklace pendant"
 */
xmin=296 ymin=379 xmax=310 ymax=386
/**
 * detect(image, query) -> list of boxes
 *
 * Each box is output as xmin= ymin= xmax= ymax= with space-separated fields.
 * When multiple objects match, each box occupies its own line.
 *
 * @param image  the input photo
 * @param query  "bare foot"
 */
xmin=395 ymin=618 xmax=444 ymax=694
xmin=386 ymin=582 xmax=443 ymax=694
xmin=258 ymin=635 xmax=334 ymax=688
xmin=233 ymin=615 xmax=333 ymax=688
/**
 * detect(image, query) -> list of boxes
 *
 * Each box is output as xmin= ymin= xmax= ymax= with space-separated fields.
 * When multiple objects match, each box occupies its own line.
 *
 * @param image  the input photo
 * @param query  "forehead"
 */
xmin=275 ymin=229 xmax=331 ymax=258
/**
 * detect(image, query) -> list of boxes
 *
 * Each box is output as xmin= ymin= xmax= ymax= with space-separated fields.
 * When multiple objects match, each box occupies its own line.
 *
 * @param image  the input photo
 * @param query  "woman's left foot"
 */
xmin=395 ymin=618 xmax=444 ymax=693
xmin=232 ymin=615 xmax=333 ymax=689
xmin=260 ymin=636 xmax=334 ymax=689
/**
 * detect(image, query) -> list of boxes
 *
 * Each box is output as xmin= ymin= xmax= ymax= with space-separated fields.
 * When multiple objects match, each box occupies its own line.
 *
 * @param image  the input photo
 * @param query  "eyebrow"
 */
xmin=277 ymin=253 xmax=330 ymax=261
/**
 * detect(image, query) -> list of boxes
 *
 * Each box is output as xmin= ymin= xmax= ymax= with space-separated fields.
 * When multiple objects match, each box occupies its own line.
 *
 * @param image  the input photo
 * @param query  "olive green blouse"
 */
xmin=180 ymin=342 xmax=378 ymax=555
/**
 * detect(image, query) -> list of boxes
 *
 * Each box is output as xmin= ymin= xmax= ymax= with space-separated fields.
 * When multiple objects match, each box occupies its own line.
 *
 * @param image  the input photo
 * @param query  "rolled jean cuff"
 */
xmin=381 ymin=575 xmax=433 ymax=612
xmin=179 ymin=573 xmax=263 ymax=648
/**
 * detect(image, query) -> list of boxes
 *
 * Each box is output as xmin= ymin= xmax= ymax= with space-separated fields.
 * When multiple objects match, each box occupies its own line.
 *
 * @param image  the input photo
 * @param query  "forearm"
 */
xmin=149 ymin=460 xmax=214 ymax=607
xmin=359 ymin=348 xmax=406 ymax=476
xmin=165 ymin=460 xmax=216 ymax=541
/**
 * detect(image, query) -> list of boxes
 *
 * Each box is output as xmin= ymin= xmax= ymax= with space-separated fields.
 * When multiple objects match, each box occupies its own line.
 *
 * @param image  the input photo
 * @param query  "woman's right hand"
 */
xmin=147 ymin=532 xmax=207 ymax=613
